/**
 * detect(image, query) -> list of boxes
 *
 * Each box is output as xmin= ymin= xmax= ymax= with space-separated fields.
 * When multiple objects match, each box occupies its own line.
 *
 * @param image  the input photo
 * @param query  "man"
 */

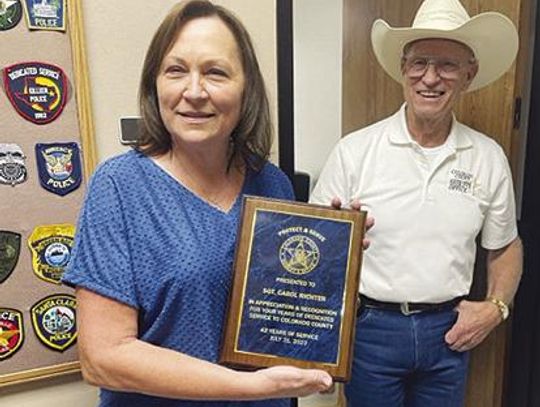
xmin=310 ymin=0 xmax=523 ymax=406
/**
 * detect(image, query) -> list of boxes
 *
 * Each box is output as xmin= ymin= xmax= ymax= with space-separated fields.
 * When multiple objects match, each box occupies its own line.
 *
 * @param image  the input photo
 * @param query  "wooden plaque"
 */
xmin=220 ymin=196 xmax=365 ymax=381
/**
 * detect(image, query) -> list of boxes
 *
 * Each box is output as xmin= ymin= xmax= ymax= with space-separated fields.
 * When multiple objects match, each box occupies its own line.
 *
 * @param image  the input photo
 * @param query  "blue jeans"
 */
xmin=344 ymin=306 xmax=469 ymax=407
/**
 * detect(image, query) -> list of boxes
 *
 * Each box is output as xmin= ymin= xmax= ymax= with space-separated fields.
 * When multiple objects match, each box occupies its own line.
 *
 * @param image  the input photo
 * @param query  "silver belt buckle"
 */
xmin=400 ymin=302 xmax=420 ymax=316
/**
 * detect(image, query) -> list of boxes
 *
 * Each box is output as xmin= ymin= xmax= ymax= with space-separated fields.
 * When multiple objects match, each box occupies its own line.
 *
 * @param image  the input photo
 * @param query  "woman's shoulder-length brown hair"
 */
xmin=136 ymin=0 xmax=272 ymax=172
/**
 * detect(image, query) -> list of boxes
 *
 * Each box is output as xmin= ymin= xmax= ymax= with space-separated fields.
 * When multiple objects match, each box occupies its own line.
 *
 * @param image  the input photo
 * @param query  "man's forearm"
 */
xmin=486 ymin=237 xmax=523 ymax=305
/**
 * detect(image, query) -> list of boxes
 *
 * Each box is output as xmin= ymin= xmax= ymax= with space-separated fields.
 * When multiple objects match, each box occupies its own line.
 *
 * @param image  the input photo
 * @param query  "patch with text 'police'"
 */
xmin=31 ymin=294 xmax=76 ymax=352
xmin=22 ymin=0 xmax=65 ymax=31
xmin=3 ymin=61 xmax=68 ymax=124
xmin=0 ymin=231 xmax=21 ymax=284
xmin=0 ymin=308 xmax=24 ymax=360
xmin=0 ymin=0 xmax=23 ymax=31
xmin=36 ymin=143 xmax=82 ymax=196
xmin=0 ymin=143 xmax=27 ymax=186
xmin=28 ymin=224 xmax=74 ymax=284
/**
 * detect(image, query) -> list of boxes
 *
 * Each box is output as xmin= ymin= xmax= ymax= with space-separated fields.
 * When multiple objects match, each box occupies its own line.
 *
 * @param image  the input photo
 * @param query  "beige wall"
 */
xmin=83 ymin=0 xmax=277 ymax=163
xmin=1 ymin=1 xmax=275 ymax=405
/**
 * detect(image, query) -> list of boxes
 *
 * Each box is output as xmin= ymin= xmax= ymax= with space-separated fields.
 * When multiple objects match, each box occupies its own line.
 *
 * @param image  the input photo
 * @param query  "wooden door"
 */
xmin=342 ymin=0 xmax=532 ymax=406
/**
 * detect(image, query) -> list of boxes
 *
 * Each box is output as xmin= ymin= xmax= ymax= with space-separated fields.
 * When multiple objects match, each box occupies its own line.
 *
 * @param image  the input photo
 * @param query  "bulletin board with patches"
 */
xmin=0 ymin=0 xmax=95 ymax=386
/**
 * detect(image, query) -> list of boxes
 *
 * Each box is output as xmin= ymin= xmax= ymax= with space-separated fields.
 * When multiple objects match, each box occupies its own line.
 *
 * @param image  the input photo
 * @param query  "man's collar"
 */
xmin=386 ymin=104 xmax=473 ymax=149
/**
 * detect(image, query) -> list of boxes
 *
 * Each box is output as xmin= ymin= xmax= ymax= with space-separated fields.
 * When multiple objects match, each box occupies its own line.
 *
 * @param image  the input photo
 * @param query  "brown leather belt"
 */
xmin=359 ymin=294 xmax=463 ymax=316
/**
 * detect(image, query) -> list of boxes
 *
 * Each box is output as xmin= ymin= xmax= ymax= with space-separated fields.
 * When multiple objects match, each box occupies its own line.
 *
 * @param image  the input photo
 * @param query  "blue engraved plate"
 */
xmin=236 ymin=209 xmax=353 ymax=364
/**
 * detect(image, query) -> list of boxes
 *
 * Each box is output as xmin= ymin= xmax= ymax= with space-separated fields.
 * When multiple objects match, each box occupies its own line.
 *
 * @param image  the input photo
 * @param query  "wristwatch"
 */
xmin=487 ymin=297 xmax=510 ymax=321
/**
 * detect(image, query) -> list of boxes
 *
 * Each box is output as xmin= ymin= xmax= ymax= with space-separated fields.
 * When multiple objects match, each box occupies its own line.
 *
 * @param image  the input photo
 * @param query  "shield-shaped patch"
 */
xmin=21 ymin=0 xmax=65 ymax=31
xmin=0 ymin=231 xmax=21 ymax=283
xmin=0 ymin=0 xmax=23 ymax=31
xmin=28 ymin=224 xmax=75 ymax=284
xmin=0 ymin=308 xmax=24 ymax=360
xmin=3 ymin=61 xmax=68 ymax=125
xmin=31 ymin=294 xmax=76 ymax=352
xmin=36 ymin=142 xmax=82 ymax=196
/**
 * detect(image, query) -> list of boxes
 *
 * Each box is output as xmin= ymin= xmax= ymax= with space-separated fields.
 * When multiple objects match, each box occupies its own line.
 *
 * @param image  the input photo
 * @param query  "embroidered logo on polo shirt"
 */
xmin=448 ymin=168 xmax=474 ymax=195
xmin=0 ymin=308 xmax=24 ymax=360
xmin=31 ymin=294 xmax=76 ymax=352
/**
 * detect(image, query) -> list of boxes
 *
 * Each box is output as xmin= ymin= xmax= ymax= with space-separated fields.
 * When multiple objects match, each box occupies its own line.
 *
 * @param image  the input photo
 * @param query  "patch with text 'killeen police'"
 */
xmin=31 ymin=294 xmax=76 ymax=352
xmin=0 ymin=308 xmax=24 ymax=360
xmin=28 ymin=224 xmax=74 ymax=284
xmin=36 ymin=142 xmax=82 ymax=196
xmin=3 ymin=61 xmax=68 ymax=124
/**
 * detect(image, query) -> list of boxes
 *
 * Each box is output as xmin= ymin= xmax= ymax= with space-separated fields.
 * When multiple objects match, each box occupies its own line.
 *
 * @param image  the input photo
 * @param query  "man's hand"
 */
xmin=330 ymin=197 xmax=374 ymax=249
xmin=444 ymin=300 xmax=503 ymax=352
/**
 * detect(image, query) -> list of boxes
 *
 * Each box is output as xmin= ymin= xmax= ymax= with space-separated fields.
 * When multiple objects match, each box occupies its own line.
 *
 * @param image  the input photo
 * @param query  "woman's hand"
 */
xmin=331 ymin=197 xmax=374 ymax=249
xmin=250 ymin=365 xmax=333 ymax=398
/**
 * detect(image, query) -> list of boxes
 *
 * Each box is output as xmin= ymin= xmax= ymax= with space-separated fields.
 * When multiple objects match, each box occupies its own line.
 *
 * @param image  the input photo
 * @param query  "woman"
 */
xmin=63 ymin=1 xmax=332 ymax=406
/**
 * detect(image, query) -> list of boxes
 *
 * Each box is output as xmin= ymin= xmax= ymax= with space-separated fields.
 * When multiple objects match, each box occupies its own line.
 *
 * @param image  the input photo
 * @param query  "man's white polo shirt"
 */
xmin=310 ymin=105 xmax=518 ymax=303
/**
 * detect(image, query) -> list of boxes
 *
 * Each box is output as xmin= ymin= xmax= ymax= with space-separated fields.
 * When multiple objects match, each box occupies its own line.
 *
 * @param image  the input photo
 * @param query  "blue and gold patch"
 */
xmin=0 ymin=308 xmax=24 ymax=360
xmin=0 ymin=0 xmax=23 ymax=31
xmin=36 ymin=143 xmax=82 ymax=196
xmin=3 ymin=61 xmax=68 ymax=125
xmin=21 ymin=0 xmax=65 ymax=31
xmin=0 ymin=143 xmax=27 ymax=186
xmin=31 ymin=294 xmax=76 ymax=352
xmin=28 ymin=224 xmax=74 ymax=284
xmin=0 ymin=231 xmax=21 ymax=284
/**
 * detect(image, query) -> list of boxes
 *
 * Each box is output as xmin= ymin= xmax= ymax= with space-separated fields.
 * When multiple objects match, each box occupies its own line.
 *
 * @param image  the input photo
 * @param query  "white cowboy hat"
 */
xmin=371 ymin=0 xmax=519 ymax=92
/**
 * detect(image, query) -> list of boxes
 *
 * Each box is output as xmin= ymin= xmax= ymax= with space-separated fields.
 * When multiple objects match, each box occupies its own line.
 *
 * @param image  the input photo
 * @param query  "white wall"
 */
xmin=294 ymin=2 xmax=343 ymax=405
xmin=294 ymin=0 xmax=343 ymax=186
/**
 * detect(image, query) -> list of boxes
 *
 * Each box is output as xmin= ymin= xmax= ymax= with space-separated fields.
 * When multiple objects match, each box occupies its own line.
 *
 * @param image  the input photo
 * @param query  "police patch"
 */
xmin=0 ymin=231 xmax=21 ymax=284
xmin=0 ymin=308 xmax=24 ymax=360
xmin=0 ymin=143 xmax=27 ymax=186
xmin=36 ymin=142 xmax=82 ymax=196
xmin=31 ymin=294 xmax=76 ymax=352
xmin=21 ymin=0 xmax=65 ymax=31
xmin=3 ymin=61 xmax=68 ymax=125
xmin=28 ymin=224 xmax=74 ymax=284
xmin=0 ymin=0 xmax=23 ymax=31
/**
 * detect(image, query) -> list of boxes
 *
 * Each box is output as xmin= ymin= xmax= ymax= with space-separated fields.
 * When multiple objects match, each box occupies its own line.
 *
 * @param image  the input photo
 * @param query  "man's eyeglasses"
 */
xmin=402 ymin=56 xmax=474 ymax=80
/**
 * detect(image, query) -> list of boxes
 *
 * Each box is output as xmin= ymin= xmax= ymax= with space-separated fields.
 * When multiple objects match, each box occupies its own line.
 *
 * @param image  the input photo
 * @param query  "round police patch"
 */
xmin=0 ymin=0 xmax=22 ymax=31
xmin=0 ymin=308 xmax=24 ymax=360
xmin=28 ymin=224 xmax=75 ymax=284
xmin=0 ymin=143 xmax=27 ymax=186
xmin=35 ymin=142 xmax=82 ymax=196
xmin=3 ymin=62 xmax=68 ymax=125
xmin=31 ymin=294 xmax=76 ymax=352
